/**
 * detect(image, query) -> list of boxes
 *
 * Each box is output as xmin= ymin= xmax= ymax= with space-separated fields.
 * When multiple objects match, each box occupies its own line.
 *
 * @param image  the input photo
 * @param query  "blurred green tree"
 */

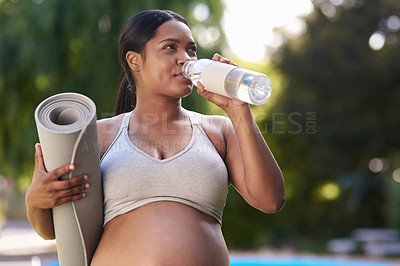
xmin=269 ymin=0 xmax=400 ymax=242
xmin=223 ymin=0 xmax=400 ymax=250
xmin=0 ymin=0 xmax=224 ymax=183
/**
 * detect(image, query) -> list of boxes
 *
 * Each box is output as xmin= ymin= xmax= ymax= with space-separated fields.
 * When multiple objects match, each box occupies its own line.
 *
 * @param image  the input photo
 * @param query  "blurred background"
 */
xmin=0 ymin=0 xmax=400 ymax=264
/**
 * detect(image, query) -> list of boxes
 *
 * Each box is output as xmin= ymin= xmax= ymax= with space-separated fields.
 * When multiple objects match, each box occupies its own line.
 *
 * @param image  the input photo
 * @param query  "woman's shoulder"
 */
xmin=97 ymin=113 xmax=125 ymax=135
xmin=190 ymin=111 xmax=232 ymax=134
xmin=190 ymin=111 xmax=233 ymax=159
xmin=97 ymin=113 xmax=126 ymax=158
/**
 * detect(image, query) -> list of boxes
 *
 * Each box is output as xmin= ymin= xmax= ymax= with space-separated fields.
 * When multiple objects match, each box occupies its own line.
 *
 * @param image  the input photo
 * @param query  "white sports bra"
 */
xmin=100 ymin=111 xmax=229 ymax=225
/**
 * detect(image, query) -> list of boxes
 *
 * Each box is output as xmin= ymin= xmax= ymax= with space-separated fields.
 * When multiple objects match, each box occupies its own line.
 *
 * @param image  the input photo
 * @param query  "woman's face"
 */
xmin=135 ymin=19 xmax=197 ymax=99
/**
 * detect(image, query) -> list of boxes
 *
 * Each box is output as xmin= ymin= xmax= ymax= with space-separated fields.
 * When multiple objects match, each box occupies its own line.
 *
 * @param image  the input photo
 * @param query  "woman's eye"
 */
xmin=188 ymin=47 xmax=197 ymax=55
xmin=164 ymin=44 xmax=176 ymax=50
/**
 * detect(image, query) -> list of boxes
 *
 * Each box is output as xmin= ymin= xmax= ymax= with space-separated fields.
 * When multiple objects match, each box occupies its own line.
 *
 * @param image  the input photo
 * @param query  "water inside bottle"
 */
xmin=182 ymin=61 xmax=204 ymax=84
xmin=187 ymin=71 xmax=202 ymax=83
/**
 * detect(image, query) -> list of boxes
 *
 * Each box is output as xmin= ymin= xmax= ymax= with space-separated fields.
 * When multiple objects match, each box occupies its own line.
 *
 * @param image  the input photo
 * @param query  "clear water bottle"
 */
xmin=182 ymin=59 xmax=272 ymax=105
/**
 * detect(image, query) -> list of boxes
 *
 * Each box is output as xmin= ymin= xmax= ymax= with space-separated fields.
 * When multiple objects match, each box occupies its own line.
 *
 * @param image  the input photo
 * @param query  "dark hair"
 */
xmin=114 ymin=9 xmax=189 ymax=115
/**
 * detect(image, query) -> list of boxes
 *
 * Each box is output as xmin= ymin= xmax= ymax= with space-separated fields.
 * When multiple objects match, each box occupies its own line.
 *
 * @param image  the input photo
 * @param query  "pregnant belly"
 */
xmin=91 ymin=201 xmax=230 ymax=266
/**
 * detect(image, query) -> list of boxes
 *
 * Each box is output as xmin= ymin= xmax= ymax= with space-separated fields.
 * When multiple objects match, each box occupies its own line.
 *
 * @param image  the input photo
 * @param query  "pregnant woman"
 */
xmin=25 ymin=9 xmax=285 ymax=265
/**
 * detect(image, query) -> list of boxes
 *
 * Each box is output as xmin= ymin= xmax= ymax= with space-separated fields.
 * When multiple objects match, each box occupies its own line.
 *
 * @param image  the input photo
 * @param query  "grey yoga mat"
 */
xmin=34 ymin=92 xmax=103 ymax=266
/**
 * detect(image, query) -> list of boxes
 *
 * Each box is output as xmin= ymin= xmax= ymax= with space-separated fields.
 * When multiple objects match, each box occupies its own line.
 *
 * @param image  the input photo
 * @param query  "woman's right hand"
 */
xmin=26 ymin=143 xmax=90 ymax=210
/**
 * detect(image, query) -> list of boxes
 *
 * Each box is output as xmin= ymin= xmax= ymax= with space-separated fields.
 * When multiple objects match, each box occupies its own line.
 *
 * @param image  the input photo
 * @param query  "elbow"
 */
xmin=41 ymin=233 xmax=56 ymax=241
xmin=264 ymin=198 xmax=286 ymax=213
xmin=30 ymin=222 xmax=55 ymax=240
xmin=26 ymin=216 xmax=56 ymax=240
xmin=268 ymin=196 xmax=286 ymax=213
xmin=254 ymin=195 xmax=286 ymax=214
xmin=247 ymin=184 xmax=286 ymax=213
xmin=34 ymin=227 xmax=55 ymax=240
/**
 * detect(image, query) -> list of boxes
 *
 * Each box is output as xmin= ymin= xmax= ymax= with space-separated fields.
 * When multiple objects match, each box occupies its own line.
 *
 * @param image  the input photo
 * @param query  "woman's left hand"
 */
xmin=196 ymin=53 xmax=248 ymax=111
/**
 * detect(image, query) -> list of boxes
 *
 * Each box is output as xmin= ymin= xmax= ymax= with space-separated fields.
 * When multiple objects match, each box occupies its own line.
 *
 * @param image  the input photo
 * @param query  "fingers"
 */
xmin=212 ymin=53 xmax=238 ymax=66
xmin=212 ymin=53 xmax=222 ymax=61
xmin=27 ymin=172 xmax=90 ymax=209
xmin=47 ymin=163 xmax=75 ymax=181
xmin=34 ymin=144 xmax=76 ymax=182
xmin=196 ymin=81 xmax=229 ymax=107
xmin=196 ymin=81 xmax=206 ymax=93
xmin=34 ymin=143 xmax=46 ymax=171
xmin=54 ymin=193 xmax=87 ymax=207
xmin=55 ymin=174 xmax=88 ymax=191
xmin=196 ymin=81 xmax=212 ymax=101
xmin=30 ymin=144 xmax=91 ymax=208
xmin=50 ymin=175 xmax=90 ymax=207
xmin=55 ymin=181 xmax=89 ymax=202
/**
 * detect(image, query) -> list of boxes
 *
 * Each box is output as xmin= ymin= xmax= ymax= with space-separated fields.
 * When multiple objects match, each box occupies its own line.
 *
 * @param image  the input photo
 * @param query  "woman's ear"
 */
xmin=126 ymin=51 xmax=141 ymax=72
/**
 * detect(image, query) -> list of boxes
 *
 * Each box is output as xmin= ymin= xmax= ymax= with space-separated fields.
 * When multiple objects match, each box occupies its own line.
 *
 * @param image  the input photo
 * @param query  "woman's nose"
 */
xmin=177 ymin=52 xmax=192 ymax=65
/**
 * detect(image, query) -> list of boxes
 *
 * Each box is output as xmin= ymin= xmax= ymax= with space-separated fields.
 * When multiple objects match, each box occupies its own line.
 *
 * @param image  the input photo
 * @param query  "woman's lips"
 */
xmin=174 ymin=73 xmax=192 ymax=83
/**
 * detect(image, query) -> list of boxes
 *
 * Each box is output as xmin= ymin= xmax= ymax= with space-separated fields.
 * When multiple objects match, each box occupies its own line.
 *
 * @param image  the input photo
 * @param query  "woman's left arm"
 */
xmin=223 ymin=105 xmax=285 ymax=213
xmin=197 ymin=53 xmax=285 ymax=213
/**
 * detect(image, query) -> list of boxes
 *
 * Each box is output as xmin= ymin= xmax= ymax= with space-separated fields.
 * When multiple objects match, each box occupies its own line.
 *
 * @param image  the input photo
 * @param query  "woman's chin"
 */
xmin=177 ymin=85 xmax=194 ymax=99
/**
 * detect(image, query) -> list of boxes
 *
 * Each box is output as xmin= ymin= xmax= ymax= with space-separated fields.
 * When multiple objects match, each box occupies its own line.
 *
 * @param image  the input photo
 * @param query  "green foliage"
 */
xmin=266 ymin=0 xmax=400 ymax=239
xmin=0 ymin=0 xmax=224 ymax=182
xmin=222 ymin=0 xmax=400 ymax=249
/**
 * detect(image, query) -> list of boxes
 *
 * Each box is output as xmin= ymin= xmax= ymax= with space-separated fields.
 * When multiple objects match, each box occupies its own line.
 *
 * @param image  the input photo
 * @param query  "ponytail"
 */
xmin=114 ymin=75 xmax=136 ymax=115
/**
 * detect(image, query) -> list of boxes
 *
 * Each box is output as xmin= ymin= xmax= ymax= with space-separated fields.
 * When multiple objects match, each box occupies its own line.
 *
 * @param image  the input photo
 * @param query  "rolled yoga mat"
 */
xmin=34 ymin=92 xmax=103 ymax=266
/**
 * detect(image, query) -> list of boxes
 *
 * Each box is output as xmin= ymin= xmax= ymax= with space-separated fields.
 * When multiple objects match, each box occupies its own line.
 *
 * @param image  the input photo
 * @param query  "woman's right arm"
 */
xmin=25 ymin=143 xmax=90 ymax=240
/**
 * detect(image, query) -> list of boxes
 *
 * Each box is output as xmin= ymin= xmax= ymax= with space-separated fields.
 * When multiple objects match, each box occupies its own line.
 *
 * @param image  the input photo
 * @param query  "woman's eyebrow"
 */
xmin=159 ymin=38 xmax=181 ymax=44
xmin=159 ymin=38 xmax=196 ymax=46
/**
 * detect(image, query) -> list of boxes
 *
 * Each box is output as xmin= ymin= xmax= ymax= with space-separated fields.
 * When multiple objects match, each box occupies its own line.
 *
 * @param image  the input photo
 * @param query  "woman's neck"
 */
xmin=133 ymin=96 xmax=185 ymax=123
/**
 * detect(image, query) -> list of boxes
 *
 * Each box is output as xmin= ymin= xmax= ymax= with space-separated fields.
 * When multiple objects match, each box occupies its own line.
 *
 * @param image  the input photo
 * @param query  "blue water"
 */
xmin=44 ymin=256 xmax=397 ymax=266
xmin=230 ymin=256 xmax=397 ymax=266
